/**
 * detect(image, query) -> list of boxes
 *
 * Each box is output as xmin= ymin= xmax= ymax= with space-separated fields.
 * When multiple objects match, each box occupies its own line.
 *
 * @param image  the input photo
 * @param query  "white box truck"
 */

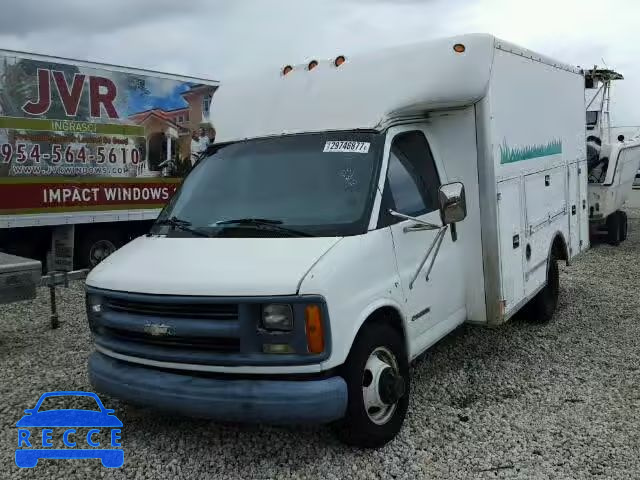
xmin=0 ymin=49 xmax=218 ymax=272
xmin=85 ymin=34 xmax=588 ymax=447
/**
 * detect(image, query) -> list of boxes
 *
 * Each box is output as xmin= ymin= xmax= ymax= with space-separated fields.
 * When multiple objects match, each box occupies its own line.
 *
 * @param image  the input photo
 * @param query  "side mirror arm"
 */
xmin=388 ymin=209 xmax=441 ymax=230
xmin=408 ymin=224 xmax=449 ymax=289
xmin=387 ymin=209 xmax=449 ymax=287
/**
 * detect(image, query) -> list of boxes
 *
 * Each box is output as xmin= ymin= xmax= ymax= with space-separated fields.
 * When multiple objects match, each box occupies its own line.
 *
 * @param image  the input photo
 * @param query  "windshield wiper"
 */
xmin=155 ymin=216 xmax=211 ymax=238
xmin=214 ymin=218 xmax=315 ymax=237
xmin=215 ymin=217 xmax=283 ymax=226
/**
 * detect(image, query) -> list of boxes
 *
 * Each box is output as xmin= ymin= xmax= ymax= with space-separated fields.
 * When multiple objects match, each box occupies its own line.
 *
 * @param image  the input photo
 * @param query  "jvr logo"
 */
xmin=22 ymin=68 xmax=119 ymax=119
xmin=15 ymin=391 xmax=123 ymax=468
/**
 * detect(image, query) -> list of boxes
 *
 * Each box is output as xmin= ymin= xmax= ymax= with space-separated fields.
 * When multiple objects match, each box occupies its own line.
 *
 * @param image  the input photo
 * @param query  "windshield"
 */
xmin=152 ymin=132 xmax=384 ymax=237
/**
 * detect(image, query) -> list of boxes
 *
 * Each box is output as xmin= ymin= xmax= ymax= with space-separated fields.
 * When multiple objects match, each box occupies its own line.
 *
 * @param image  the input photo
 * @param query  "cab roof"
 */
xmin=211 ymin=33 xmax=580 ymax=143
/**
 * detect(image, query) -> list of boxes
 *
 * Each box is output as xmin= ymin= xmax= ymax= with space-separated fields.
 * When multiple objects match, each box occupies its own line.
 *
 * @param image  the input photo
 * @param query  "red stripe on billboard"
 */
xmin=0 ymin=180 xmax=180 ymax=213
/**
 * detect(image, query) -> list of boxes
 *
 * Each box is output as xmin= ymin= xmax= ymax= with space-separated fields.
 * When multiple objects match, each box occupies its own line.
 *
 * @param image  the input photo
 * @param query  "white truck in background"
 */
xmin=584 ymin=68 xmax=640 ymax=244
xmin=85 ymin=34 xmax=590 ymax=447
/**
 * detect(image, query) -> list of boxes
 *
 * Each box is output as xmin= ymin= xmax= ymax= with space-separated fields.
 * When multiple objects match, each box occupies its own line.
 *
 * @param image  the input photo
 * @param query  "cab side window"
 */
xmin=378 ymin=131 xmax=441 ymax=226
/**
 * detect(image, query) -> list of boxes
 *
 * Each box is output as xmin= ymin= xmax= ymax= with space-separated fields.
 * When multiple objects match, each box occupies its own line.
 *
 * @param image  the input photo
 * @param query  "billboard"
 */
xmin=0 ymin=52 xmax=218 ymax=215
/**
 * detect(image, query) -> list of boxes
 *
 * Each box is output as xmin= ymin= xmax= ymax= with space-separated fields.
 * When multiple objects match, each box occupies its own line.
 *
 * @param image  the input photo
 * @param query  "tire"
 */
xmin=620 ymin=211 xmax=628 ymax=242
xmin=334 ymin=322 xmax=410 ymax=448
xmin=529 ymin=251 xmax=560 ymax=323
xmin=606 ymin=212 xmax=621 ymax=246
xmin=76 ymin=228 xmax=123 ymax=269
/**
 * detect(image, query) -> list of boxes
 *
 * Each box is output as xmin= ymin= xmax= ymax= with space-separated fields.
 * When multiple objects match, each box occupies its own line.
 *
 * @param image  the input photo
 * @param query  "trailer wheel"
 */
xmin=77 ymin=228 xmax=123 ymax=269
xmin=619 ymin=211 xmax=628 ymax=242
xmin=334 ymin=323 xmax=409 ymax=448
xmin=529 ymin=251 xmax=560 ymax=323
xmin=606 ymin=212 xmax=621 ymax=246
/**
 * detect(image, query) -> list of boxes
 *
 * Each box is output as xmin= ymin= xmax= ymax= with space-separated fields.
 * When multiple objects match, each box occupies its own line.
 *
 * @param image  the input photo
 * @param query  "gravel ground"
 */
xmin=1 ymin=210 xmax=639 ymax=479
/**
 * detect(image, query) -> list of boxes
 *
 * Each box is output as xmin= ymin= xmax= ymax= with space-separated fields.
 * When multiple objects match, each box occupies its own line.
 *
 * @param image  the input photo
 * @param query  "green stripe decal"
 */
xmin=0 ymin=116 xmax=144 ymax=136
xmin=500 ymin=139 xmax=562 ymax=164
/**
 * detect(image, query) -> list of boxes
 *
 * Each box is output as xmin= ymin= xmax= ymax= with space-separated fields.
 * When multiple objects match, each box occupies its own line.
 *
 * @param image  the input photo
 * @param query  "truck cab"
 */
xmin=86 ymin=34 xmax=586 ymax=447
xmin=87 ymin=125 xmax=468 ymax=447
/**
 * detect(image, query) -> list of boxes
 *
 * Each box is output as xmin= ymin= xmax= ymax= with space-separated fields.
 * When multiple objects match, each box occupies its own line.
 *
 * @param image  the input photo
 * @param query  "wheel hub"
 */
xmin=362 ymin=346 xmax=403 ymax=425
xmin=378 ymin=368 xmax=405 ymax=405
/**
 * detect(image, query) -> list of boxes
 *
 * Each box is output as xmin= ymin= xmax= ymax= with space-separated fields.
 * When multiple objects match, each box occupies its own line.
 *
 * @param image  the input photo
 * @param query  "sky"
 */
xmin=1 ymin=0 xmax=639 ymax=126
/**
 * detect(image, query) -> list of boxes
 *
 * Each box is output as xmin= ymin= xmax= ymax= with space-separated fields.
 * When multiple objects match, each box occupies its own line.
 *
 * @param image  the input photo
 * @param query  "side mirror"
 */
xmin=438 ymin=182 xmax=467 ymax=225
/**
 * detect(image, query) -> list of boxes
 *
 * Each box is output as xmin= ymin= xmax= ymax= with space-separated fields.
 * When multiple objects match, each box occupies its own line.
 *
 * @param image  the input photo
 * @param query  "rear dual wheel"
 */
xmin=529 ymin=250 xmax=560 ymax=323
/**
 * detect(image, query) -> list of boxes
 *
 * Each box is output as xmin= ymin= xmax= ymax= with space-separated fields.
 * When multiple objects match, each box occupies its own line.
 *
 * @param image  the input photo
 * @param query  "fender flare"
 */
xmin=547 ymin=230 xmax=569 ymax=267
xmin=338 ymin=298 xmax=409 ymax=366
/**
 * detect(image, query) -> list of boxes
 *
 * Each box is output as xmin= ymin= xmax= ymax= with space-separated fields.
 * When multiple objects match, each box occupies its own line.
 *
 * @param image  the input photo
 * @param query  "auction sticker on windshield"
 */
xmin=323 ymin=141 xmax=370 ymax=153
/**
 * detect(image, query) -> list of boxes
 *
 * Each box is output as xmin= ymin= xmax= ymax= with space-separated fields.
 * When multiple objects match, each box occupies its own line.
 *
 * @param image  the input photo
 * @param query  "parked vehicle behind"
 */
xmin=0 ymin=49 xmax=218 ymax=271
xmin=584 ymin=68 xmax=640 ymax=244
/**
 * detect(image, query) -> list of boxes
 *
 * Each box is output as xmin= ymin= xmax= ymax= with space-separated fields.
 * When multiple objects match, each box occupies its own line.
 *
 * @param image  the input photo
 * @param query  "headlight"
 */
xmin=261 ymin=304 xmax=293 ymax=331
xmin=86 ymin=294 xmax=102 ymax=313
xmin=85 ymin=294 xmax=103 ymax=332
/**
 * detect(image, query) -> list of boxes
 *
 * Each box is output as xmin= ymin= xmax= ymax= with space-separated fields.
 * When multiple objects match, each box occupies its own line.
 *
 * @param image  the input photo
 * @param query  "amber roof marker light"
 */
xmin=307 ymin=60 xmax=319 ymax=71
xmin=334 ymin=55 xmax=346 ymax=67
xmin=282 ymin=65 xmax=293 ymax=76
xmin=453 ymin=43 xmax=466 ymax=54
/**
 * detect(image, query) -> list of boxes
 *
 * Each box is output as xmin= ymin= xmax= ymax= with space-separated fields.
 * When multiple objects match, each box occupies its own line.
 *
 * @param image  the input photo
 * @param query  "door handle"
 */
xmin=403 ymin=222 xmax=438 ymax=233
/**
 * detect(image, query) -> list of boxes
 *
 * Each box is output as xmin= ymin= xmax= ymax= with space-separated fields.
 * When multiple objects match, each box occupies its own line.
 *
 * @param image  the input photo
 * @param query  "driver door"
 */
xmin=377 ymin=126 xmax=466 ymax=353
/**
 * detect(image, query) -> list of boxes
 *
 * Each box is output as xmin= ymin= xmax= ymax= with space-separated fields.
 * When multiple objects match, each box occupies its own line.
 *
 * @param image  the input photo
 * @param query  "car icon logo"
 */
xmin=15 ymin=391 xmax=123 ymax=468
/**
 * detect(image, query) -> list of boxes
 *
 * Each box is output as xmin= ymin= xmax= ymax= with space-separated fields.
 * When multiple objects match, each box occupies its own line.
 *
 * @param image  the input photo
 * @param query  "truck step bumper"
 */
xmin=88 ymin=352 xmax=348 ymax=424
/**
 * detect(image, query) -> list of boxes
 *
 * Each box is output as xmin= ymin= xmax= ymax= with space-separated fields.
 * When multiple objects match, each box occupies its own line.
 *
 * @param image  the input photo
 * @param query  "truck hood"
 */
xmin=86 ymin=235 xmax=341 ymax=296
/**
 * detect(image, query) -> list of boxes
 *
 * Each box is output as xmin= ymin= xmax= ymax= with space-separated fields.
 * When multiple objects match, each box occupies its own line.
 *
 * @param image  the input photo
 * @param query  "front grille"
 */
xmin=93 ymin=293 xmax=243 ymax=362
xmin=103 ymin=297 xmax=238 ymax=320
xmin=101 ymin=326 xmax=240 ymax=352
xmin=87 ymin=288 xmax=330 ymax=367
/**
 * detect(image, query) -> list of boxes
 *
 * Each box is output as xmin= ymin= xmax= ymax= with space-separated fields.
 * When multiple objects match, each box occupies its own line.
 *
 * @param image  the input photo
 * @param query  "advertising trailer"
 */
xmin=0 ymin=49 xmax=218 ymax=270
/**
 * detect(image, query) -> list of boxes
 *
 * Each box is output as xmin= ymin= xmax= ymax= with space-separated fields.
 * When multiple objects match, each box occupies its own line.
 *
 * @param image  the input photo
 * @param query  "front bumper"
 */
xmin=89 ymin=352 xmax=348 ymax=424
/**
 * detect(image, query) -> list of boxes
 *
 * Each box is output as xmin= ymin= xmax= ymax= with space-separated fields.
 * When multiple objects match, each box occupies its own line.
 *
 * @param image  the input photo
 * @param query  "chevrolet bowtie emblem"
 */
xmin=143 ymin=323 xmax=174 ymax=337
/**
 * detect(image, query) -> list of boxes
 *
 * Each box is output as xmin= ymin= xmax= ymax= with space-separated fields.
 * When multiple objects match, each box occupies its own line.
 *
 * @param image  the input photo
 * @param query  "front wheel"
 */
xmin=334 ymin=322 xmax=409 ymax=448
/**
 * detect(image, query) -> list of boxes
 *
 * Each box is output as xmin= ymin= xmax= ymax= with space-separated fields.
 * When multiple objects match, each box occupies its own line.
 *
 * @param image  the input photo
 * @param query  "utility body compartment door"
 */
xmin=523 ymin=166 xmax=568 ymax=297
xmin=567 ymin=162 xmax=580 ymax=258
xmin=568 ymin=161 xmax=589 ymax=257
xmin=497 ymin=178 xmax=524 ymax=314
xmin=578 ymin=160 xmax=590 ymax=252
xmin=524 ymin=166 xmax=566 ymax=234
